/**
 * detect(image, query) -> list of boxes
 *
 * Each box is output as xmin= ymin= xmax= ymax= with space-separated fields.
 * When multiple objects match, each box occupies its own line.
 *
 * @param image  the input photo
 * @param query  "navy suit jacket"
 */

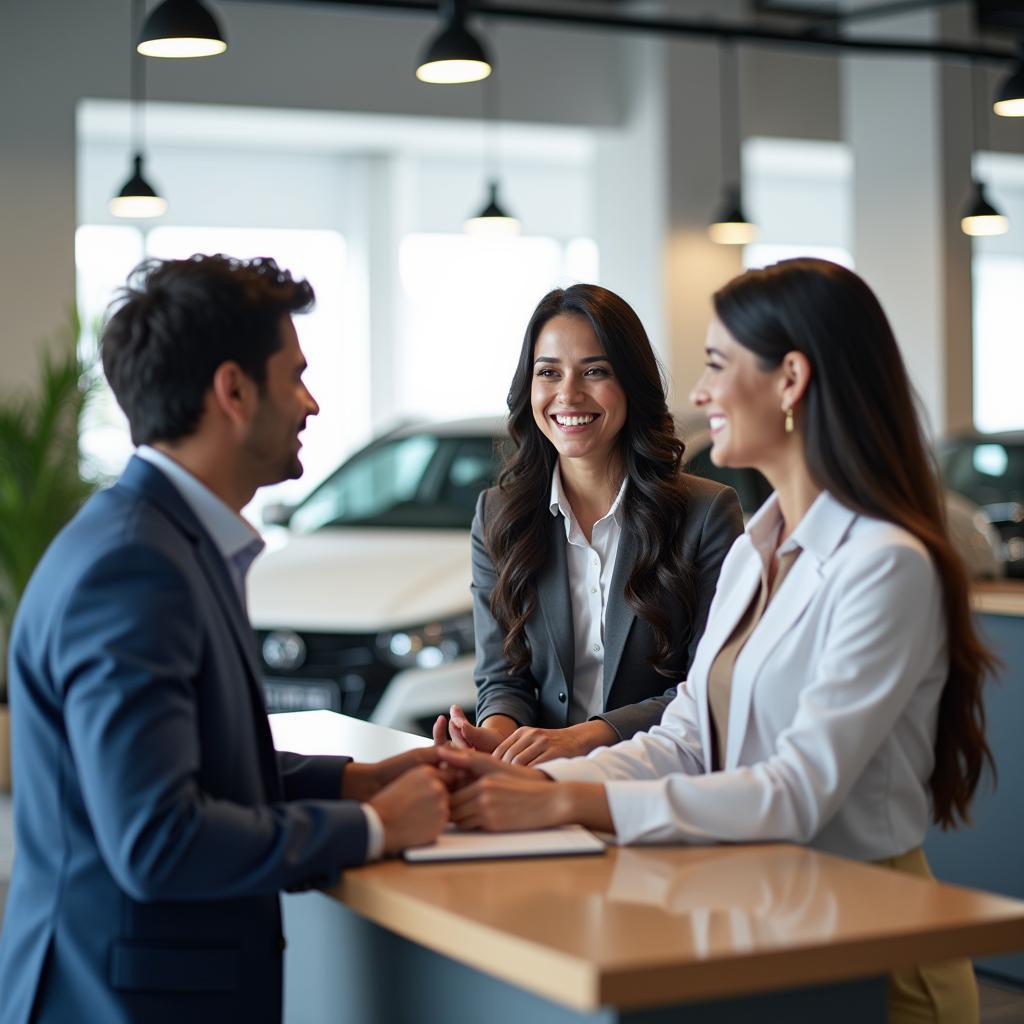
xmin=0 ymin=457 xmax=369 ymax=1024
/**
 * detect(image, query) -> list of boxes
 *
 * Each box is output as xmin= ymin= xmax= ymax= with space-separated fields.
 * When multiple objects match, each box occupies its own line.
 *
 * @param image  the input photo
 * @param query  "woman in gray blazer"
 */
xmin=433 ymin=284 xmax=743 ymax=765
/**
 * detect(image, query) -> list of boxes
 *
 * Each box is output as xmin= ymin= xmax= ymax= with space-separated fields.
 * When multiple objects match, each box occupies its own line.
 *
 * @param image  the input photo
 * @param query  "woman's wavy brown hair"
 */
xmin=487 ymin=284 xmax=698 ymax=679
xmin=713 ymin=257 xmax=996 ymax=829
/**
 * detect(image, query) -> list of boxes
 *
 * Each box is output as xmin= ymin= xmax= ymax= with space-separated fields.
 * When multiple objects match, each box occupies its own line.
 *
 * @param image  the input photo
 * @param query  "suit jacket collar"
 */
xmin=709 ymin=489 xmax=859 ymax=768
xmin=536 ymin=512 xmax=575 ymax=697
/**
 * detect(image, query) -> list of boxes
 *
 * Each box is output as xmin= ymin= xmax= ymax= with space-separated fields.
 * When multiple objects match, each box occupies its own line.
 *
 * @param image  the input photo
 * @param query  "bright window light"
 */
xmin=398 ymin=233 xmax=599 ymax=421
xmin=973 ymin=253 xmax=1024 ymax=432
xmin=75 ymin=225 xmax=359 ymax=528
xmin=743 ymin=243 xmax=854 ymax=271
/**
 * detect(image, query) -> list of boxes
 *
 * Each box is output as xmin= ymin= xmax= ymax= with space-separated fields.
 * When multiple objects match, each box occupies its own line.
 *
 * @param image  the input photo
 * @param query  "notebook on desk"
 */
xmin=403 ymin=824 xmax=606 ymax=863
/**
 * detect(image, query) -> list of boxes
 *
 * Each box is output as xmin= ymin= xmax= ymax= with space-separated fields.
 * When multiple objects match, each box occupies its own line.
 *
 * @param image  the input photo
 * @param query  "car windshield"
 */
xmin=939 ymin=439 xmax=1024 ymax=509
xmin=289 ymin=432 xmax=499 ymax=533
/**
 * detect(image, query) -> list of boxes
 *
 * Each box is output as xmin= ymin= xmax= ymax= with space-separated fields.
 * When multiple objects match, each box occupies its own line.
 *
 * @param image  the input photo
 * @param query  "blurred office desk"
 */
xmin=272 ymin=712 xmax=1024 ymax=1024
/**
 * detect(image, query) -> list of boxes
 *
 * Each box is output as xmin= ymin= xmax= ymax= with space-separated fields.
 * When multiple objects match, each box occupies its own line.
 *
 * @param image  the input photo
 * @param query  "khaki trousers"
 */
xmin=874 ymin=848 xmax=980 ymax=1024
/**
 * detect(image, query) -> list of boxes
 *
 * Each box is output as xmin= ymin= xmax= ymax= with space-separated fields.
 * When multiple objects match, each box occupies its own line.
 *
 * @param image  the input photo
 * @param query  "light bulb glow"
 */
xmin=137 ymin=37 xmax=227 ymax=57
xmin=464 ymin=214 xmax=521 ymax=237
xmin=708 ymin=221 xmax=757 ymax=245
xmin=993 ymin=96 xmax=1024 ymax=117
xmin=961 ymin=213 xmax=1009 ymax=237
xmin=416 ymin=58 xmax=491 ymax=84
xmin=110 ymin=194 xmax=168 ymax=219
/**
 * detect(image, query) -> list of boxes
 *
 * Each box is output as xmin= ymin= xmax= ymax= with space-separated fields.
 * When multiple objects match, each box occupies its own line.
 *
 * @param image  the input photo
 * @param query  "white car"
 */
xmin=248 ymin=418 xmax=500 ymax=732
xmin=249 ymin=416 xmax=1003 ymax=735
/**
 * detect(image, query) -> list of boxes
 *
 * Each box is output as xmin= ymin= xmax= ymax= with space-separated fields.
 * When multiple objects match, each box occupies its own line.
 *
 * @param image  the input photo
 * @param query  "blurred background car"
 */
xmin=248 ymin=415 xmax=1004 ymax=734
xmin=938 ymin=431 xmax=1024 ymax=579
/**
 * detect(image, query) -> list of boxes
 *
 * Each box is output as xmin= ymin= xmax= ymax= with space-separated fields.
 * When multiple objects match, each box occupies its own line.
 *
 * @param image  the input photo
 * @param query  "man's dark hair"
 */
xmin=101 ymin=254 xmax=315 ymax=445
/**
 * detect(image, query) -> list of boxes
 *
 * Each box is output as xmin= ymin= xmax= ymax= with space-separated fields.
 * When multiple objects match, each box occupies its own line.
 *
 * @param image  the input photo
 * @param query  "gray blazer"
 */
xmin=471 ymin=475 xmax=744 ymax=740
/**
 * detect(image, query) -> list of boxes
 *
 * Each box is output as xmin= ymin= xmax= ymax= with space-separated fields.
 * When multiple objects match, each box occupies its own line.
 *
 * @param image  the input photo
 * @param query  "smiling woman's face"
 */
xmin=530 ymin=313 xmax=627 ymax=469
xmin=689 ymin=316 xmax=788 ymax=473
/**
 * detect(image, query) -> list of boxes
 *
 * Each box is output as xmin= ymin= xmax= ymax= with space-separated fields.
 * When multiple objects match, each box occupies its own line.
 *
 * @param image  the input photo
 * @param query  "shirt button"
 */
xmin=592 ymin=556 xmax=599 ymax=567
xmin=592 ymin=643 xmax=601 ymax=654
xmin=558 ymin=691 xmax=567 ymax=703
xmin=591 ymin=587 xmax=598 ymax=595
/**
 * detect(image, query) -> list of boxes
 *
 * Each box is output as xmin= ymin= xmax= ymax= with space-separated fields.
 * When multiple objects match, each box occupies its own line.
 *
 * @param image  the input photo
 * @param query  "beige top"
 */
xmin=708 ymin=545 xmax=801 ymax=770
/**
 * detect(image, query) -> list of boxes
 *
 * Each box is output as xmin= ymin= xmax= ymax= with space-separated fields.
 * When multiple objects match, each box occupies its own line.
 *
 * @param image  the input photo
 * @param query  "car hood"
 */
xmin=247 ymin=528 xmax=472 ymax=632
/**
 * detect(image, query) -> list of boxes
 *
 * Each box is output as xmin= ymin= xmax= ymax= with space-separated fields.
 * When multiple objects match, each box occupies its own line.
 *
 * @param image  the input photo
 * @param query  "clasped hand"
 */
xmin=432 ymin=705 xmax=616 ymax=766
xmin=340 ymin=745 xmax=558 ymax=851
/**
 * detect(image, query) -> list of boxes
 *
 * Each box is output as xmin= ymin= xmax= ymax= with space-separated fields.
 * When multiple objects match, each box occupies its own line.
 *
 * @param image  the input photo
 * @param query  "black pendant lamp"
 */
xmin=111 ymin=0 xmax=167 ymax=219
xmin=709 ymin=42 xmax=756 ymax=246
xmin=465 ymin=180 xmax=520 ymax=236
xmin=138 ymin=0 xmax=227 ymax=59
xmin=963 ymin=62 xmax=1008 ymax=237
xmin=416 ymin=0 xmax=492 ymax=85
xmin=464 ymin=71 xmax=519 ymax=235
xmin=993 ymin=45 xmax=1024 ymax=117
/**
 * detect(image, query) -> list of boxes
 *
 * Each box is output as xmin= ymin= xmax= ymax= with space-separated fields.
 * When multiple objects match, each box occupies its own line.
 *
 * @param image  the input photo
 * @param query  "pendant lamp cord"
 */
xmin=719 ymin=39 xmax=739 ymax=191
xmin=483 ymin=48 xmax=499 ymax=186
xmin=130 ymin=0 xmax=146 ymax=157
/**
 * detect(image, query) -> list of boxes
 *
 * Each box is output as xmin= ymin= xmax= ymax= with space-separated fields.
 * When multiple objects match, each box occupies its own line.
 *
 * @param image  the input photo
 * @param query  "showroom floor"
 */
xmin=0 ymin=795 xmax=1020 ymax=1019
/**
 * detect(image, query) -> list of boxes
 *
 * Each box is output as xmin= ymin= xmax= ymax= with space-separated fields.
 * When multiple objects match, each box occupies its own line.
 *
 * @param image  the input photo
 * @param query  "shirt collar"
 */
xmin=548 ymin=463 xmax=628 ymax=527
xmin=744 ymin=488 xmax=858 ymax=565
xmin=135 ymin=446 xmax=264 ymax=567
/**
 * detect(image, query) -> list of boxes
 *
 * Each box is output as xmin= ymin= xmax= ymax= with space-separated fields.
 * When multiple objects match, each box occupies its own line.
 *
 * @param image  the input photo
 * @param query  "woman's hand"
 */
xmin=493 ymin=719 xmax=618 ymax=766
xmin=442 ymin=748 xmax=616 ymax=834
xmin=431 ymin=706 xmax=516 ymax=753
xmin=443 ymin=748 xmax=561 ymax=831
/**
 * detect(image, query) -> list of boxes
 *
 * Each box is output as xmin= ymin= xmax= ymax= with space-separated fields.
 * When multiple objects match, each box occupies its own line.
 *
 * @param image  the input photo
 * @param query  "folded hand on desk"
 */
xmin=432 ymin=706 xmax=617 ymax=767
xmin=441 ymin=748 xmax=614 ymax=834
xmin=343 ymin=748 xmax=454 ymax=853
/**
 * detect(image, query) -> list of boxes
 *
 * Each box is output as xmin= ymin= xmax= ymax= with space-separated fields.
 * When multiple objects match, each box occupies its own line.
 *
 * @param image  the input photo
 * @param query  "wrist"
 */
xmin=480 ymin=714 xmax=519 ymax=741
xmin=341 ymin=763 xmax=379 ymax=802
xmin=555 ymin=782 xmax=613 ymax=832
xmin=579 ymin=718 xmax=618 ymax=752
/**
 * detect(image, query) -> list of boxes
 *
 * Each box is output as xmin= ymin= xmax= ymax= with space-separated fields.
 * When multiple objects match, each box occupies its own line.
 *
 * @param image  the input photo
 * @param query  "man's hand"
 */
xmin=493 ymin=719 xmax=618 ymax=766
xmin=431 ymin=706 xmax=515 ymax=753
xmin=368 ymin=765 xmax=450 ymax=854
xmin=341 ymin=747 xmax=442 ymax=802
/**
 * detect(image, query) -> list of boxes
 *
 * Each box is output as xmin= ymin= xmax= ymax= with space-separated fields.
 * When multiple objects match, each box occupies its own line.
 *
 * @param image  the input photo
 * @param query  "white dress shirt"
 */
xmin=543 ymin=490 xmax=948 ymax=861
xmin=135 ymin=447 xmax=385 ymax=860
xmin=549 ymin=466 xmax=628 ymax=723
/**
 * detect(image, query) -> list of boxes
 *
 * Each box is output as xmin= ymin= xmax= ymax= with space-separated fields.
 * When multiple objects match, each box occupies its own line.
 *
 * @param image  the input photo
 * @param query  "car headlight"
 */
xmin=377 ymin=612 xmax=475 ymax=670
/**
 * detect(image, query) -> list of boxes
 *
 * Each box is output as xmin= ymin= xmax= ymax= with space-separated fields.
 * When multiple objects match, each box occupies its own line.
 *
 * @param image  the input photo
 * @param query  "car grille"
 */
xmin=255 ymin=629 xmax=394 ymax=719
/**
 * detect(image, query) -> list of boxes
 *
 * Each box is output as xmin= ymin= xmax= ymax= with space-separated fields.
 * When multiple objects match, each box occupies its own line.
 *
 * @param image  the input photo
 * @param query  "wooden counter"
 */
xmin=972 ymin=579 xmax=1024 ymax=617
xmin=272 ymin=712 xmax=1024 ymax=1023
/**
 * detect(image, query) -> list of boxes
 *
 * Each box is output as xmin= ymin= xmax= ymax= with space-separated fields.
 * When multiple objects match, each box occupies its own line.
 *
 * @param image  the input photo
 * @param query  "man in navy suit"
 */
xmin=0 ymin=254 xmax=449 ymax=1024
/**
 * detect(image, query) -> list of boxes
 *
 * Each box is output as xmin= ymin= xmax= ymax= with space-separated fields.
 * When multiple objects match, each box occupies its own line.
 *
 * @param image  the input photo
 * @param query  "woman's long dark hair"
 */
xmin=488 ymin=284 xmax=697 ymax=678
xmin=713 ymin=257 xmax=995 ymax=829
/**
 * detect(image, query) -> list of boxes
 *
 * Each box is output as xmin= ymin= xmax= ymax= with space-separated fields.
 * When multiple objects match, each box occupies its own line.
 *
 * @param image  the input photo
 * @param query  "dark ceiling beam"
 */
xmin=227 ymin=0 xmax=1017 ymax=64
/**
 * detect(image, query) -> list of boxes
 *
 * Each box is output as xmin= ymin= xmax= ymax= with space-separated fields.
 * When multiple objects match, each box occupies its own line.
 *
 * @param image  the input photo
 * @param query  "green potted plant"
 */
xmin=0 ymin=319 xmax=96 ymax=791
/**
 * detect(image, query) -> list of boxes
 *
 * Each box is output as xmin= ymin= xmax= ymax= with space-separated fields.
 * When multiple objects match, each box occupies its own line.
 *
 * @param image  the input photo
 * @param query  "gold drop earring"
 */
xmin=784 ymin=406 xmax=794 ymax=434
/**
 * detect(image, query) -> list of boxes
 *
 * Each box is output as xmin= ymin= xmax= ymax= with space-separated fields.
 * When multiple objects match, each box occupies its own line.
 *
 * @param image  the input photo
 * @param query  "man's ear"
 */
xmin=209 ymin=361 xmax=258 ymax=429
xmin=780 ymin=350 xmax=812 ymax=412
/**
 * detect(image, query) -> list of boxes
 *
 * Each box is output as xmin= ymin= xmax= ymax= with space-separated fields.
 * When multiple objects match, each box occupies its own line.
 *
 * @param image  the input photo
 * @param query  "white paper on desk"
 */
xmin=403 ymin=824 xmax=605 ymax=863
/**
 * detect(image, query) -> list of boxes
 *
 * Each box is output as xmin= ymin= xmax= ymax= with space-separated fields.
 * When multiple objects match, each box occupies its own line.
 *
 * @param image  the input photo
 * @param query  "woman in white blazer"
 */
xmin=445 ymin=258 xmax=995 ymax=1024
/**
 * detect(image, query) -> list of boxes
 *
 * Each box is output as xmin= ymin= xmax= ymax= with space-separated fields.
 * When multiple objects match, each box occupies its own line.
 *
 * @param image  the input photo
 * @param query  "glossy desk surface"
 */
xmin=973 ymin=579 xmax=1024 ymax=617
xmin=271 ymin=711 xmax=1024 ymax=1012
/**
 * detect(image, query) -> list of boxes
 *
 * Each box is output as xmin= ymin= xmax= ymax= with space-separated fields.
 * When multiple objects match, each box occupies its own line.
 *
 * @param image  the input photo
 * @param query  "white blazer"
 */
xmin=543 ymin=490 xmax=948 ymax=861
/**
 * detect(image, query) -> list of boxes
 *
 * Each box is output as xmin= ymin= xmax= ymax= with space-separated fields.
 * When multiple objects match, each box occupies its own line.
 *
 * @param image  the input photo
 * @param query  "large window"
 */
xmin=973 ymin=253 xmax=1024 ymax=433
xmin=397 ymin=234 xmax=599 ymax=420
xmin=742 ymin=139 xmax=853 ymax=272
xmin=75 ymin=225 xmax=356 ymax=525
